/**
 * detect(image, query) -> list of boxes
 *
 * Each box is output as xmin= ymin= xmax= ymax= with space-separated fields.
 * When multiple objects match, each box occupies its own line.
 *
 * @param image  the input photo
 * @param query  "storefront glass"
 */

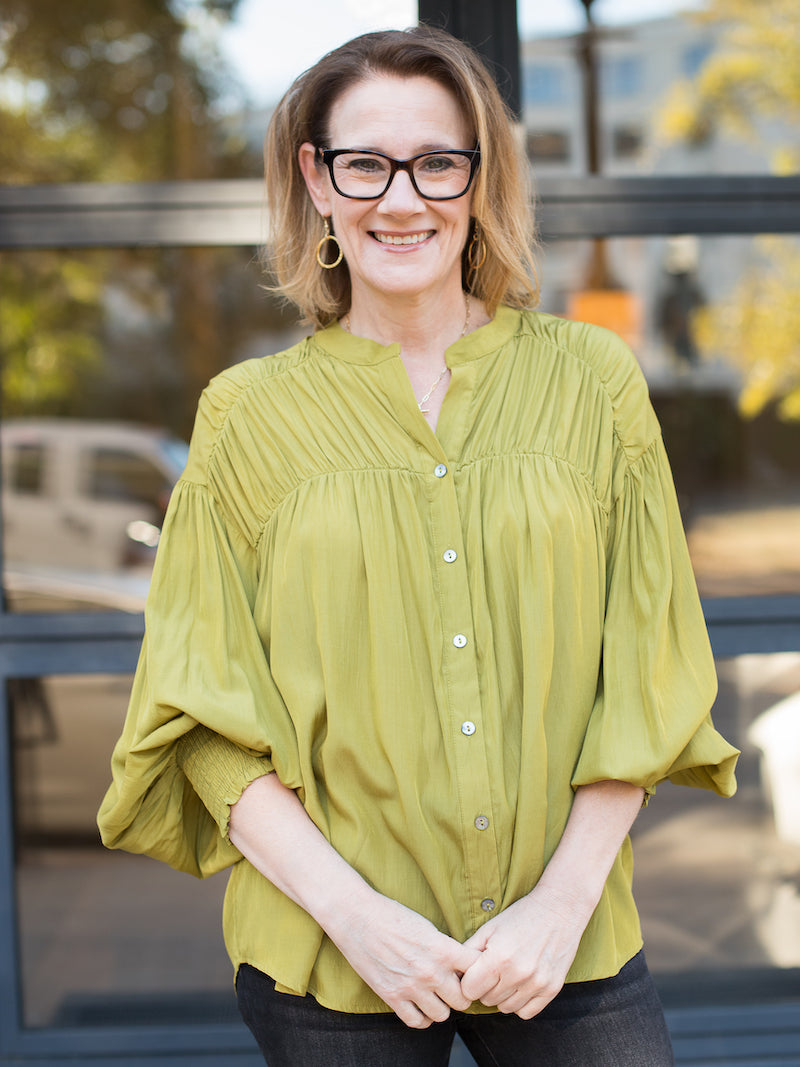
xmin=519 ymin=0 xmax=799 ymax=179
xmin=10 ymin=652 xmax=799 ymax=1029
xmin=12 ymin=674 xmax=232 ymax=1029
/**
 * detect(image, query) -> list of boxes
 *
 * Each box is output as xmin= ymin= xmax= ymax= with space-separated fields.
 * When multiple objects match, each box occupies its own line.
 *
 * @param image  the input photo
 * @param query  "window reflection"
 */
xmin=635 ymin=653 xmax=800 ymax=1005
xmin=519 ymin=1 xmax=792 ymax=177
xmin=0 ymin=2 xmax=259 ymax=185
xmin=523 ymin=63 xmax=569 ymax=106
xmin=2 ymin=421 xmax=186 ymax=587
xmin=87 ymin=446 xmax=179 ymax=508
xmin=526 ymin=130 xmax=571 ymax=165
xmin=10 ymin=656 xmax=800 ymax=1027
xmin=600 ymin=55 xmax=643 ymax=99
xmin=4 ymin=236 xmax=799 ymax=605
xmin=11 ymin=674 xmax=233 ymax=1029
xmin=1 ymin=246 xmax=303 ymax=612
xmin=9 ymin=443 xmax=44 ymax=493
xmin=543 ymin=234 xmax=800 ymax=598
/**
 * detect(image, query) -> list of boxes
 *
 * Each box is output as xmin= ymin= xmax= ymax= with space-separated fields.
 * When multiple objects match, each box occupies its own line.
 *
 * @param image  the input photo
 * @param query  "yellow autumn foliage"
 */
xmin=660 ymin=1 xmax=800 ymax=420
xmin=694 ymin=238 xmax=800 ymax=420
xmin=659 ymin=0 xmax=800 ymax=157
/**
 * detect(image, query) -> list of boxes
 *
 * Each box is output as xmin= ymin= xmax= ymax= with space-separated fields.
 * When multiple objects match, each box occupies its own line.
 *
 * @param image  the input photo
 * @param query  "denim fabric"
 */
xmin=236 ymin=949 xmax=675 ymax=1066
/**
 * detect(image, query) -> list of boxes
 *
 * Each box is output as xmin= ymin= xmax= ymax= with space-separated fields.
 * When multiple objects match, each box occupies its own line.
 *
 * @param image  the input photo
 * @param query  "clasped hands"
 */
xmin=335 ymin=884 xmax=590 ymax=1031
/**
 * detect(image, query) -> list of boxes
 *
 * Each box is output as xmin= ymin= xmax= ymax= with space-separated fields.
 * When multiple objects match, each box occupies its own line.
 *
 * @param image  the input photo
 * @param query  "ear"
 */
xmin=299 ymin=142 xmax=334 ymax=217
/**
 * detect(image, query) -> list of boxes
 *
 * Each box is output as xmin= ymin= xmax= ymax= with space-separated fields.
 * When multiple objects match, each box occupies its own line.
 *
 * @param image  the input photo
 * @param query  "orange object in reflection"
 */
xmin=566 ymin=289 xmax=642 ymax=350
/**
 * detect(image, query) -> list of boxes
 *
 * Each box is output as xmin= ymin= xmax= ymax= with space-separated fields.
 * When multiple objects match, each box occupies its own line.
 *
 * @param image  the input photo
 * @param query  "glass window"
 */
xmin=10 ymin=442 xmax=44 ymax=493
xmin=523 ymin=63 xmax=567 ymax=105
xmin=612 ymin=125 xmax=643 ymax=160
xmin=1 ymin=245 xmax=302 ymax=611
xmin=10 ymin=648 xmax=800 ymax=1033
xmin=87 ymin=449 xmax=172 ymax=508
xmin=682 ymin=40 xmax=714 ymax=77
xmin=0 ymin=1 xmax=418 ymax=185
xmin=518 ymin=0 xmax=797 ymax=177
xmin=601 ymin=55 xmax=643 ymax=98
xmin=11 ymin=674 xmax=233 ymax=1029
xmin=526 ymin=130 xmax=571 ymax=165
xmin=540 ymin=233 xmax=800 ymax=599
xmin=636 ymin=652 xmax=800 ymax=1007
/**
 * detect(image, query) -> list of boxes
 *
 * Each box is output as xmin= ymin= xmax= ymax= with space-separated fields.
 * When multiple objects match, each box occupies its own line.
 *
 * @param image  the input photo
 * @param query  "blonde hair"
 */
xmin=264 ymin=25 xmax=538 ymax=329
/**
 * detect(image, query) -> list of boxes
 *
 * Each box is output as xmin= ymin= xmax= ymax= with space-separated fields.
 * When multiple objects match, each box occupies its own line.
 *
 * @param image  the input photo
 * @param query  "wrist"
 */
xmin=534 ymin=865 xmax=604 ymax=920
xmin=310 ymin=869 xmax=378 ymax=940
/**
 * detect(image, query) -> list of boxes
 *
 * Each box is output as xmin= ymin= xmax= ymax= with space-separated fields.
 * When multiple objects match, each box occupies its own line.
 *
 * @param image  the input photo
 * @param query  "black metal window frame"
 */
xmin=2 ymin=176 xmax=800 ymax=1065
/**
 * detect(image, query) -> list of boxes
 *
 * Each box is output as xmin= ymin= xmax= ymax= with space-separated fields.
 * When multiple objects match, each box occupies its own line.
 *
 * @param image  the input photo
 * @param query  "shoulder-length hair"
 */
xmin=264 ymin=25 xmax=538 ymax=329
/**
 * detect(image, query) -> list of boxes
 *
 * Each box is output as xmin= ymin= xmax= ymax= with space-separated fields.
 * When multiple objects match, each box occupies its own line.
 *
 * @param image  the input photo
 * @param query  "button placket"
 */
xmin=429 ymin=450 xmax=502 ymax=925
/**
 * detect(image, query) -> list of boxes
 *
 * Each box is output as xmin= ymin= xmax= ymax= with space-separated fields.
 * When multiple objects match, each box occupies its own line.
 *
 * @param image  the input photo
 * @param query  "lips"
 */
xmin=372 ymin=230 xmax=435 ymax=245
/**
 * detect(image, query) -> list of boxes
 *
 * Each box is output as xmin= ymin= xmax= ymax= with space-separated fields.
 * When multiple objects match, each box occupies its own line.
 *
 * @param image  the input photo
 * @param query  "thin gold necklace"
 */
xmin=342 ymin=294 xmax=471 ymax=414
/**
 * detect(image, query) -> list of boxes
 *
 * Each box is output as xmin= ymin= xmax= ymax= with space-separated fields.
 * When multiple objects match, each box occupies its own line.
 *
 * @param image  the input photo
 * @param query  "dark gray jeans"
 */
xmin=237 ymin=949 xmax=675 ymax=1066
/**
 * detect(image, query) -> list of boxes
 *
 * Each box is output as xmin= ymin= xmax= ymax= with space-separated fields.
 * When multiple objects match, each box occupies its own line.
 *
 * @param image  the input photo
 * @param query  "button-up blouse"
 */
xmin=98 ymin=306 xmax=739 ymax=1013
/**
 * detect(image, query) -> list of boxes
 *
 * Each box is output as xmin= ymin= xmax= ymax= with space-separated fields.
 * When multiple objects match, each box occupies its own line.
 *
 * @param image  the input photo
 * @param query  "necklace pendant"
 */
xmin=419 ymin=404 xmax=430 ymax=414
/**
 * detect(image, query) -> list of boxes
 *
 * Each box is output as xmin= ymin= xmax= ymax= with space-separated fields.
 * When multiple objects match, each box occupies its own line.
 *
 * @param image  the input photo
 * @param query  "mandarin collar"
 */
xmin=311 ymin=305 xmax=521 ymax=367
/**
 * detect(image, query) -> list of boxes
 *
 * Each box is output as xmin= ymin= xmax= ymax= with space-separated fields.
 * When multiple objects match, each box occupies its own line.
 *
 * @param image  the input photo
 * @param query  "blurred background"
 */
xmin=1 ymin=0 xmax=798 ymax=1059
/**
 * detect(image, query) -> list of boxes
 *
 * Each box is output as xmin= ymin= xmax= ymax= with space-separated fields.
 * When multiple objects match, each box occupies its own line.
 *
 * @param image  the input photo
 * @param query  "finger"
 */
xmin=460 ymin=957 xmax=502 ymax=1003
xmin=461 ymin=929 xmax=490 ymax=953
xmin=462 ymin=972 xmax=502 ymax=1004
xmin=395 ymin=1001 xmax=434 ymax=1029
xmin=515 ymin=995 xmax=551 ymax=1020
xmin=477 ymin=980 xmax=507 ymax=1008
xmin=493 ymin=988 xmax=527 ymax=1014
xmin=511 ymin=980 xmax=563 ymax=1020
xmin=448 ymin=939 xmax=483 ymax=975
xmin=414 ymin=994 xmax=451 ymax=1024
xmin=481 ymin=971 xmax=552 ymax=1010
xmin=437 ymin=973 xmax=474 ymax=1013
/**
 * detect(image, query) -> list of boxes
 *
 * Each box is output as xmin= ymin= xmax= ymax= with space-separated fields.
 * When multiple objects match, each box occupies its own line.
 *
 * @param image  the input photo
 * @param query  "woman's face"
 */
xmin=299 ymin=74 xmax=475 ymax=308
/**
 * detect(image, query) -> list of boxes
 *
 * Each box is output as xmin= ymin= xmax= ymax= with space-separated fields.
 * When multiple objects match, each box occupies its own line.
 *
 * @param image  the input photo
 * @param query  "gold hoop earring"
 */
xmin=316 ymin=217 xmax=343 ymax=269
xmin=467 ymin=225 xmax=487 ymax=275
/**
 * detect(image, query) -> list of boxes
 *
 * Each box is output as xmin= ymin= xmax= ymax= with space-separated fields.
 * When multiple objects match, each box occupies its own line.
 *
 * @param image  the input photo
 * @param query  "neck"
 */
xmin=345 ymin=287 xmax=472 ymax=366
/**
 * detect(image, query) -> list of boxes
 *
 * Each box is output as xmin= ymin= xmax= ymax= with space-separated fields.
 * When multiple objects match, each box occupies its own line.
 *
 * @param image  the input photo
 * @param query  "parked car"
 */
xmin=1 ymin=419 xmax=188 ymax=576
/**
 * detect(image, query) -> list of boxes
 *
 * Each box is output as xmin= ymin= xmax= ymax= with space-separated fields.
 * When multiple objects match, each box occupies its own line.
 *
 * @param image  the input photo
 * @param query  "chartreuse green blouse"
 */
xmin=98 ymin=306 xmax=738 ymax=1013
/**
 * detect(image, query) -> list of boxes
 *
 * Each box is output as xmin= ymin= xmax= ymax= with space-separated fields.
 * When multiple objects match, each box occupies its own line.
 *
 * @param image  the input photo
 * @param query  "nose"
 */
xmin=377 ymin=167 xmax=424 ymax=215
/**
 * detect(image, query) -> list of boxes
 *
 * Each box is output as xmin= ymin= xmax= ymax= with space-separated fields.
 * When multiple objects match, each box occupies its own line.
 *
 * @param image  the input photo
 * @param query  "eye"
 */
xmin=342 ymin=154 xmax=389 ymax=175
xmin=418 ymin=154 xmax=457 ymax=173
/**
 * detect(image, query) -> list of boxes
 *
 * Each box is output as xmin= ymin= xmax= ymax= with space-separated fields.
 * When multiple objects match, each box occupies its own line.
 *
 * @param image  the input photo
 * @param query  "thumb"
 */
xmin=459 ymin=952 xmax=498 ymax=1002
xmin=463 ymin=927 xmax=490 ymax=953
xmin=451 ymin=941 xmax=482 ymax=975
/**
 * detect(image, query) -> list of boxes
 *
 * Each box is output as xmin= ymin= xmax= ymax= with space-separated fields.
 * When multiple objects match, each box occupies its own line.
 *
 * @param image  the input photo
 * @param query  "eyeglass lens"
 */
xmin=330 ymin=152 xmax=473 ymax=199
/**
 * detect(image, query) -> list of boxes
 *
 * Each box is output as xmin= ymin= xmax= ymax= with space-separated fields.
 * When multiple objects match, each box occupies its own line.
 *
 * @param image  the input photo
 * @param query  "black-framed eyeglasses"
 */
xmin=316 ymin=147 xmax=481 ymax=201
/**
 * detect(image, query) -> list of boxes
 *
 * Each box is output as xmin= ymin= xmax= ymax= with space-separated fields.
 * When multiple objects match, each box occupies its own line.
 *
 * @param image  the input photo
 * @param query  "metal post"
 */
xmin=576 ymin=0 xmax=617 ymax=288
xmin=417 ymin=0 xmax=521 ymax=118
xmin=577 ymin=0 xmax=601 ymax=175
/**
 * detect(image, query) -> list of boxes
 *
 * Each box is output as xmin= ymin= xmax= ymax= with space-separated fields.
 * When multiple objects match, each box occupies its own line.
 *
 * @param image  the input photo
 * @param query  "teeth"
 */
xmin=374 ymin=231 xmax=433 ymax=245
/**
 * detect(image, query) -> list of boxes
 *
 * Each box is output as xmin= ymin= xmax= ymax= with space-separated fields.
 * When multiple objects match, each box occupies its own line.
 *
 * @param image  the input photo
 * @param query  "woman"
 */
xmin=98 ymin=25 xmax=739 ymax=1066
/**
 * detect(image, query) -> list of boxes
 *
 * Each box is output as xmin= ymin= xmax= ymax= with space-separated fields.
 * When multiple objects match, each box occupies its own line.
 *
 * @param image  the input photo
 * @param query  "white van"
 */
xmin=1 ymin=419 xmax=188 ymax=579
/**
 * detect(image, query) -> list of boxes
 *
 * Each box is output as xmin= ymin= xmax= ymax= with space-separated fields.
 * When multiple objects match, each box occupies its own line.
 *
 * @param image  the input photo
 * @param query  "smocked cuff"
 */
xmin=176 ymin=724 xmax=274 ymax=839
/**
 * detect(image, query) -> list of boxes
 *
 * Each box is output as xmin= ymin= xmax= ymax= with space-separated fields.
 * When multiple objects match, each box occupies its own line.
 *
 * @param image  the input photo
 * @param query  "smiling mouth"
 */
xmin=372 ymin=230 xmax=435 ymax=246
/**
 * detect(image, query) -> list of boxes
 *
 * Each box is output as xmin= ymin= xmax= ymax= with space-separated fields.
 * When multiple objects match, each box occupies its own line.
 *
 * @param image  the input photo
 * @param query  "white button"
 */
xmin=480 ymin=898 xmax=496 ymax=912
xmin=474 ymin=816 xmax=490 ymax=831
xmin=453 ymin=634 xmax=467 ymax=648
xmin=442 ymin=549 xmax=457 ymax=563
xmin=434 ymin=464 xmax=448 ymax=478
xmin=461 ymin=721 xmax=476 ymax=736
